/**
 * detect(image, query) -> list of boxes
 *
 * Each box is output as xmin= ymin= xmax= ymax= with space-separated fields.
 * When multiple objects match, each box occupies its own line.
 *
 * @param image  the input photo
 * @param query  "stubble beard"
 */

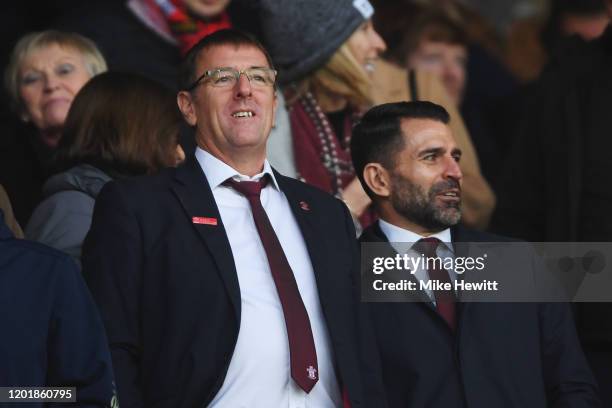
xmin=390 ymin=173 xmax=462 ymax=232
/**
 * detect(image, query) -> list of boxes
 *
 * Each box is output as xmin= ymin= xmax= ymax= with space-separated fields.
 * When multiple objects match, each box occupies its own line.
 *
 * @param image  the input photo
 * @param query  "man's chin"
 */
xmin=435 ymin=208 xmax=462 ymax=228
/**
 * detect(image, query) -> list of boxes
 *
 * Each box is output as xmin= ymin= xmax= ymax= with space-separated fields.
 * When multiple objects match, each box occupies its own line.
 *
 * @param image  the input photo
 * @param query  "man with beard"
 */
xmin=351 ymin=101 xmax=600 ymax=407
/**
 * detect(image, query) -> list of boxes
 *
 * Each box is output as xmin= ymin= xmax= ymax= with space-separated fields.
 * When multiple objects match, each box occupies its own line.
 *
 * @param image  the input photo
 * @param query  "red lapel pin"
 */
xmin=192 ymin=216 xmax=218 ymax=226
xmin=299 ymin=201 xmax=310 ymax=211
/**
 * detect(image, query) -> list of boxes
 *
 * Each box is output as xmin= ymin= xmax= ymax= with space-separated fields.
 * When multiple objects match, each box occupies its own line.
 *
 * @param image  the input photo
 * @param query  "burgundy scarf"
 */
xmin=290 ymin=91 xmax=374 ymax=227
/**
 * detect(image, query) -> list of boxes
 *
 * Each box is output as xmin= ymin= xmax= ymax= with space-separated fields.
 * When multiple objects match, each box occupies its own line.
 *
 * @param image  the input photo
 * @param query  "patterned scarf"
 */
xmin=134 ymin=0 xmax=231 ymax=55
xmin=290 ymin=91 xmax=357 ymax=196
xmin=289 ymin=91 xmax=375 ymax=227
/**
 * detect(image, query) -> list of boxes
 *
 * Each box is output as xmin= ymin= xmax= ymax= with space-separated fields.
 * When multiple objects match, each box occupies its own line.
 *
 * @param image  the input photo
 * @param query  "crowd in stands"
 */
xmin=1 ymin=0 xmax=611 ymax=406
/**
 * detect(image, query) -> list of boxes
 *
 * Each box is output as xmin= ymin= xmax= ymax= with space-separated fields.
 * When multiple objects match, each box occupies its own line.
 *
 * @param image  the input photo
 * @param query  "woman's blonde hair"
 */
xmin=4 ymin=30 xmax=107 ymax=114
xmin=290 ymin=43 xmax=372 ymax=110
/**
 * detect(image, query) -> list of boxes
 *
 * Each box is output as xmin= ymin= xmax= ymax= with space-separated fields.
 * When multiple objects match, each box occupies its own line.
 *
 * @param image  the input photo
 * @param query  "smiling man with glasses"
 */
xmin=82 ymin=28 xmax=386 ymax=408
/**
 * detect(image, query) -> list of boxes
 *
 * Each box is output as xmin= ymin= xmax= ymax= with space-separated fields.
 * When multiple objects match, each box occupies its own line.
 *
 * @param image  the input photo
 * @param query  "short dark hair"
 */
xmin=179 ymin=28 xmax=275 ymax=91
xmin=56 ymin=72 xmax=181 ymax=176
xmin=351 ymin=101 xmax=450 ymax=198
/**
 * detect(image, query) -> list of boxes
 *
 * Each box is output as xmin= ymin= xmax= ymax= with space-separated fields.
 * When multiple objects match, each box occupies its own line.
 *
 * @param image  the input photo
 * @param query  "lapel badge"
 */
xmin=299 ymin=201 xmax=310 ymax=211
xmin=192 ymin=216 xmax=218 ymax=226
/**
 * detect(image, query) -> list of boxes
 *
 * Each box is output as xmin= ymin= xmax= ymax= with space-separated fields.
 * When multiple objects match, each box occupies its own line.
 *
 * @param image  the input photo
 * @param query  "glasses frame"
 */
xmin=187 ymin=67 xmax=278 ymax=91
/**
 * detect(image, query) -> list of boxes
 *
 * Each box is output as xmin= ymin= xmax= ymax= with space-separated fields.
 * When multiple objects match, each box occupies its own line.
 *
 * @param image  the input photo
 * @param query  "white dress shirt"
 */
xmin=196 ymin=148 xmax=341 ymax=408
xmin=378 ymin=219 xmax=456 ymax=302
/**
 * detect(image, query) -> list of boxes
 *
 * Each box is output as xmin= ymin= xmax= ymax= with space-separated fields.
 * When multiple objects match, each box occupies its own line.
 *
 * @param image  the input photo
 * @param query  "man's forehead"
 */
xmin=197 ymin=44 xmax=270 ymax=68
xmin=400 ymin=118 xmax=455 ymax=149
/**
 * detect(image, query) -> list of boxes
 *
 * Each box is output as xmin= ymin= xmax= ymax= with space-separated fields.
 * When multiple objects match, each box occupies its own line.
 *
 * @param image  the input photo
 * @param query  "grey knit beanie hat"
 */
xmin=232 ymin=0 xmax=374 ymax=86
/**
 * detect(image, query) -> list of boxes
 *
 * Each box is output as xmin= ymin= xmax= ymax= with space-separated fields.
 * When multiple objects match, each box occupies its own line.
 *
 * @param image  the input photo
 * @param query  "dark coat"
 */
xmin=360 ymin=222 xmax=600 ymax=408
xmin=0 ymin=210 xmax=116 ymax=407
xmin=82 ymin=157 xmax=386 ymax=408
xmin=493 ymin=25 xmax=612 ymax=242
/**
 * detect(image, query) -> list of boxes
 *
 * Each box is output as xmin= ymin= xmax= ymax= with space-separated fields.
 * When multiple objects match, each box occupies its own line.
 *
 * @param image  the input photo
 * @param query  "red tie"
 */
xmin=414 ymin=237 xmax=456 ymax=330
xmin=225 ymin=177 xmax=319 ymax=393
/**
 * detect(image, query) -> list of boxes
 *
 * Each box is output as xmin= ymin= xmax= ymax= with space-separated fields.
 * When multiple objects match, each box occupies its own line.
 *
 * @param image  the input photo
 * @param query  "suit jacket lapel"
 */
xmin=361 ymin=222 xmax=437 ymax=308
xmin=171 ymin=157 xmax=241 ymax=319
xmin=274 ymin=172 xmax=334 ymax=301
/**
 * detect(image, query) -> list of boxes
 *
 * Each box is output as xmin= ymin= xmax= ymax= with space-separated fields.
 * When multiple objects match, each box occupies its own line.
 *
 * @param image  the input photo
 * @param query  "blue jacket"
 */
xmin=0 ymin=210 xmax=117 ymax=407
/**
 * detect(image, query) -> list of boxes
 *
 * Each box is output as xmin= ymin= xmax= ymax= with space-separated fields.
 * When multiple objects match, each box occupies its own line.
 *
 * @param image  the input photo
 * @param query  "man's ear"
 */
xmin=177 ymin=91 xmax=197 ymax=126
xmin=363 ymin=163 xmax=392 ymax=198
xmin=271 ymin=89 xmax=278 ymax=128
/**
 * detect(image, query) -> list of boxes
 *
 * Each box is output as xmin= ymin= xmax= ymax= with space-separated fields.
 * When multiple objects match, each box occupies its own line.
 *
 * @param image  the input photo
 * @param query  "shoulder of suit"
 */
xmin=103 ymin=167 xmax=177 ymax=194
xmin=275 ymin=172 xmax=341 ymax=204
xmin=0 ymin=235 xmax=78 ymax=268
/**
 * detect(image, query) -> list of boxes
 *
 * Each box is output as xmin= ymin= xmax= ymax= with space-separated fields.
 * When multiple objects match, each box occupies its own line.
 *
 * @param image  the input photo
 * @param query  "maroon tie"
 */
xmin=225 ymin=177 xmax=319 ymax=393
xmin=414 ymin=237 xmax=456 ymax=330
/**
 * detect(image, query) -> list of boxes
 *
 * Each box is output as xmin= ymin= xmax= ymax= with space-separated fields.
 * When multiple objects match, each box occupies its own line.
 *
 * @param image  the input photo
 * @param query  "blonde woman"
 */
xmin=238 ymin=0 xmax=494 ymax=229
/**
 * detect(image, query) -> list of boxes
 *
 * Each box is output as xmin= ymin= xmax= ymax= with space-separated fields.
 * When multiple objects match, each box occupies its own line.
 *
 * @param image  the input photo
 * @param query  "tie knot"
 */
xmin=225 ymin=176 xmax=268 ymax=198
xmin=413 ymin=237 xmax=441 ymax=257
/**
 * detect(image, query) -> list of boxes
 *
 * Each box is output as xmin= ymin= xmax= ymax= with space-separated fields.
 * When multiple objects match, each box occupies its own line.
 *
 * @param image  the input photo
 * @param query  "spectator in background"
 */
xmin=25 ymin=72 xmax=184 ymax=265
xmin=1 ymin=30 xmax=106 ymax=225
xmin=542 ymin=0 xmax=610 ymax=54
xmin=54 ymin=0 xmax=232 ymax=90
xmin=0 ymin=209 xmax=117 ymax=406
xmin=493 ymin=0 xmax=612 ymax=404
xmin=400 ymin=10 xmax=469 ymax=106
xmin=4 ymin=30 xmax=107 ymax=149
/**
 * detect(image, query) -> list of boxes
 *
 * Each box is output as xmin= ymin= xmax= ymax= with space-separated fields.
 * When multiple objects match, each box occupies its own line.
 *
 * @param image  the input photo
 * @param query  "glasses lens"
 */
xmin=246 ymin=68 xmax=276 ymax=87
xmin=210 ymin=69 xmax=237 ymax=87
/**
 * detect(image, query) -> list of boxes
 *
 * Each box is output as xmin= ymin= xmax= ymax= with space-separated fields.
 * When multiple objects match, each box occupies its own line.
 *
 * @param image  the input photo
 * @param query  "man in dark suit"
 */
xmin=350 ymin=101 xmax=601 ymax=407
xmin=82 ymin=29 xmax=384 ymax=408
xmin=0 ymin=209 xmax=117 ymax=407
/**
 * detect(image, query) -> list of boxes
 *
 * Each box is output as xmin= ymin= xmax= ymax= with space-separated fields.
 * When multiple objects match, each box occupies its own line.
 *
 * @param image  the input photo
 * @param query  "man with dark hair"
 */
xmin=83 ymin=29 xmax=385 ymax=408
xmin=352 ymin=101 xmax=600 ymax=407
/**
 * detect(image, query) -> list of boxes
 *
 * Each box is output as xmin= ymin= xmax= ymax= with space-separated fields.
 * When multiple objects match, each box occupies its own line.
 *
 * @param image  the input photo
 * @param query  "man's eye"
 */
xmin=423 ymin=155 xmax=436 ymax=161
xmin=214 ymin=76 xmax=233 ymax=84
xmin=453 ymin=154 xmax=461 ymax=162
xmin=251 ymin=74 xmax=266 ymax=83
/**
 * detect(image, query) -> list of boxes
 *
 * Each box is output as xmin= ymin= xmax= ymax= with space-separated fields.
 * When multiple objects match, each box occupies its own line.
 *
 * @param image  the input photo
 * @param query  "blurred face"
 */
xmin=389 ymin=118 xmax=463 ymax=233
xmin=18 ymin=44 xmax=92 ymax=147
xmin=177 ymin=44 xmax=277 ymax=169
xmin=182 ymin=0 xmax=231 ymax=19
xmin=561 ymin=13 xmax=609 ymax=41
xmin=407 ymin=41 xmax=467 ymax=105
xmin=346 ymin=19 xmax=387 ymax=76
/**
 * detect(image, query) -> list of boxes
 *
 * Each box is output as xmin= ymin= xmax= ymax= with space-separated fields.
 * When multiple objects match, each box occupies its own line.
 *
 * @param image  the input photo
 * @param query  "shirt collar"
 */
xmin=195 ymin=147 xmax=280 ymax=191
xmin=378 ymin=218 xmax=453 ymax=253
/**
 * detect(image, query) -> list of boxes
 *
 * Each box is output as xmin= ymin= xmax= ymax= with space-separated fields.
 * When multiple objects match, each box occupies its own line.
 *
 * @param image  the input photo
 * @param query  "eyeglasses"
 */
xmin=187 ymin=67 xmax=277 ymax=90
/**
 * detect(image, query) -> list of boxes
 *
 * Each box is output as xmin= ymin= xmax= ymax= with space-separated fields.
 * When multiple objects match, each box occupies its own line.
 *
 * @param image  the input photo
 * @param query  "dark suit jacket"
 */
xmin=0 ymin=210 xmax=116 ymax=407
xmin=82 ymin=157 xmax=386 ymax=408
xmin=360 ymin=222 xmax=600 ymax=408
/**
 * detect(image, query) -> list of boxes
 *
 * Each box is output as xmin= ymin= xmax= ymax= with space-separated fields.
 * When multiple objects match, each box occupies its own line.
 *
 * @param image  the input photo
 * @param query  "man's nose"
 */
xmin=444 ymin=156 xmax=463 ymax=181
xmin=235 ymin=72 xmax=252 ymax=98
